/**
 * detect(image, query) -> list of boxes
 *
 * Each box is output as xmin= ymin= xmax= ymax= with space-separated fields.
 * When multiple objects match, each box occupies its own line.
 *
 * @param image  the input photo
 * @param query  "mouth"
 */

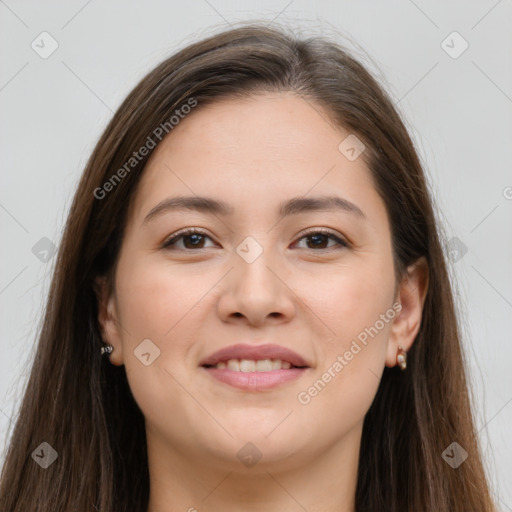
xmin=202 ymin=358 xmax=306 ymax=371
xmin=199 ymin=344 xmax=311 ymax=391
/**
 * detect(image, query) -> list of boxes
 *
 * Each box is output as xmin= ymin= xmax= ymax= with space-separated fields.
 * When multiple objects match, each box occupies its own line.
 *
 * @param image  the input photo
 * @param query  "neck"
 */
xmin=145 ymin=423 xmax=361 ymax=512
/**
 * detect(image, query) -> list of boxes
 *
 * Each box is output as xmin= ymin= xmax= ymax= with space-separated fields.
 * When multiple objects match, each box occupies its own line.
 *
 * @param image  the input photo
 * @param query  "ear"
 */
xmin=385 ymin=256 xmax=429 ymax=368
xmin=93 ymin=275 xmax=125 ymax=366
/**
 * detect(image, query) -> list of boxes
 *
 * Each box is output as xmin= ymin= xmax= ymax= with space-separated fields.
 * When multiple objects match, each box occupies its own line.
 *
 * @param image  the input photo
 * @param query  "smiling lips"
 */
xmin=200 ymin=343 xmax=310 ymax=391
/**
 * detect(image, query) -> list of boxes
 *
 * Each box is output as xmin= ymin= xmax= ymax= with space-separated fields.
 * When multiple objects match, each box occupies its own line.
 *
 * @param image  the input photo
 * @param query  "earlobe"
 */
xmin=385 ymin=257 xmax=429 ymax=368
xmin=93 ymin=275 xmax=124 ymax=366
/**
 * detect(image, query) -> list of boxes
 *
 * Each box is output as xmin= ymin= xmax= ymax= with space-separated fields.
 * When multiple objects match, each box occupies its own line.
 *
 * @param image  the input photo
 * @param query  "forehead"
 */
xmin=128 ymin=92 xmax=381 ymax=226
xmin=157 ymin=92 xmax=347 ymax=162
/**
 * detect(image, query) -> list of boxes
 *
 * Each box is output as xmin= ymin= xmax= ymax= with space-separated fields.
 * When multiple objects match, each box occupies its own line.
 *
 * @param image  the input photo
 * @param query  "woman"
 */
xmin=0 ymin=23 xmax=497 ymax=511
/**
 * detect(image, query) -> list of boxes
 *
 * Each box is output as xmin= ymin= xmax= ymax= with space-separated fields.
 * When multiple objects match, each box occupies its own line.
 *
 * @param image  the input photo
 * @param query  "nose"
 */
xmin=216 ymin=245 xmax=296 ymax=327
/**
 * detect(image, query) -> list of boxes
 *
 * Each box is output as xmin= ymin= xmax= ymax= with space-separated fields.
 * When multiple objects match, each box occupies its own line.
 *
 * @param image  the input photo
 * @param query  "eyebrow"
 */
xmin=142 ymin=194 xmax=366 ymax=225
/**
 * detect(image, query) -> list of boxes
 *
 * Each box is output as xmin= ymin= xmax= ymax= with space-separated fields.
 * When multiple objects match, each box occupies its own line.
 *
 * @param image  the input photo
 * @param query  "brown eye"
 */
xmin=294 ymin=230 xmax=349 ymax=251
xmin=162 ymin=228 xmax=348 ymax=252
xmin=162 ymin=229 xmax=215 ymax=250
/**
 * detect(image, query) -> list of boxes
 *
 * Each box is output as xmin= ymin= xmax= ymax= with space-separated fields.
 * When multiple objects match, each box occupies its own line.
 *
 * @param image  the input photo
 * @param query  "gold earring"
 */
xmin=397 ymin=345 xmax=407 ymax=371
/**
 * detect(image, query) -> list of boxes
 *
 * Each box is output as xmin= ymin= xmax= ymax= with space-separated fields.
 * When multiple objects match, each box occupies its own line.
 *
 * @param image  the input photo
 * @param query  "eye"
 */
xmin=293 ymin=228 xmax=349 ymax=251
xmin=162 ymin=227 xmax=349 ymax=252
xmin=162 ymin=228 xmax=216 ymax=250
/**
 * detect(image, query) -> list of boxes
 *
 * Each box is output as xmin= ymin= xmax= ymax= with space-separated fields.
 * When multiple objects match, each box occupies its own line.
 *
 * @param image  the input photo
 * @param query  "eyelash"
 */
xmin=161 ymin=227 xmax=350 ymax=252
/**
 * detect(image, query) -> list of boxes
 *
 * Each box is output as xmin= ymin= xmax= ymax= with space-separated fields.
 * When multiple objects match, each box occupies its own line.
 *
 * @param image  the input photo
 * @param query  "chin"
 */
xmin=210 ymin=423 xmax=307 ymax=457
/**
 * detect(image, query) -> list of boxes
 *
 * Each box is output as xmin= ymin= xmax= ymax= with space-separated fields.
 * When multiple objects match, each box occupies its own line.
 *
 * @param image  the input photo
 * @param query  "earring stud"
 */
xmin=397 ymin=345 xmax=407 ymax=371
xmin=101 ymin=344 xmax=114 ymax=355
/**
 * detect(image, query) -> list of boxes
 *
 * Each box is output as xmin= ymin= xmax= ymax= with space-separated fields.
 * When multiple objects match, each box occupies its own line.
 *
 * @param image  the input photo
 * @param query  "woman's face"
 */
xmin=97 ymin=92 xmax=425 ymax=472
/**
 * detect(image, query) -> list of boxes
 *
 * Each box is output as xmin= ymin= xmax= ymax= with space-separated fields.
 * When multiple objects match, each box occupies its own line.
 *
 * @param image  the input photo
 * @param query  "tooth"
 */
xmin=271 ymin=359 xmax=282 ymax=370
xmin=227 ymin=359 xmax=240 ymax=371
xmin=214 ymin=358 xmax=295 ymax=371
xmin=240 ymin=359 xmax=256 ymax=372
xmin=255 ymin=359 xmax=273 ymax=372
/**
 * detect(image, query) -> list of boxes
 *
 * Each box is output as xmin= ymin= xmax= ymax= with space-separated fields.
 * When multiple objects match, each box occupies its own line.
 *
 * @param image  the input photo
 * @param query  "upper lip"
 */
xmin=200 ymin=343 xmax=310 ymax=368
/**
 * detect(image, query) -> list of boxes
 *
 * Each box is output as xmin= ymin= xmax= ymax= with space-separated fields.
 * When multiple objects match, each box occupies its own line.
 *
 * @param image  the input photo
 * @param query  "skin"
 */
xmin=96 ymin=92 xmax=428 ymax=512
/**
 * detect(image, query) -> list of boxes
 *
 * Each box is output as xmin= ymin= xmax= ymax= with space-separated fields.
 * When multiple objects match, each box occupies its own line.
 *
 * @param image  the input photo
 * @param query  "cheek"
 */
xmin=300 ymin=260 xmax=395 ymax=350
xmin=115 ymin=257 xmax=204 ymax=341
xmin=112 ymin=260 xmax=199 ymax=395
xmin=296 ymin=357 xmax=382 ymax=445
xmin=113 ymin=262 xmax=205 ymax=431
xmin=293 ymin=257 xmax=395 ymax=433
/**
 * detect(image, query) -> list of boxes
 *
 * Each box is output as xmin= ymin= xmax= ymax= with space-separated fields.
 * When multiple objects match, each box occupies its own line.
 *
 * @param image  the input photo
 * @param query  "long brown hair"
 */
xmin=0 ymin=22 xmax=496 ymax=511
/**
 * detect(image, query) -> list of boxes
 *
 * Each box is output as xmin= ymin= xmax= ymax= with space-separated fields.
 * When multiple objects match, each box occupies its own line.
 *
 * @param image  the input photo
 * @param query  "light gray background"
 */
xmin=1 ymin=0 xmax=511 ymax=509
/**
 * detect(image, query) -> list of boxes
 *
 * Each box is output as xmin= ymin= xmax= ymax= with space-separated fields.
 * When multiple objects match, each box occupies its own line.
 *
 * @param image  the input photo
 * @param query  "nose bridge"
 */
xmin=233 ymin=233 xmax=281 ymax=296
xmin=217 ymin=233 xmax=295 ymax=324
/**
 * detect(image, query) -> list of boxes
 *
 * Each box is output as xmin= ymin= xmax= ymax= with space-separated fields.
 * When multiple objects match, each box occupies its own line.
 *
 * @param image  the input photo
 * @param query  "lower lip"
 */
xmin=201 ymin=367 xmax=308 ymax=390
